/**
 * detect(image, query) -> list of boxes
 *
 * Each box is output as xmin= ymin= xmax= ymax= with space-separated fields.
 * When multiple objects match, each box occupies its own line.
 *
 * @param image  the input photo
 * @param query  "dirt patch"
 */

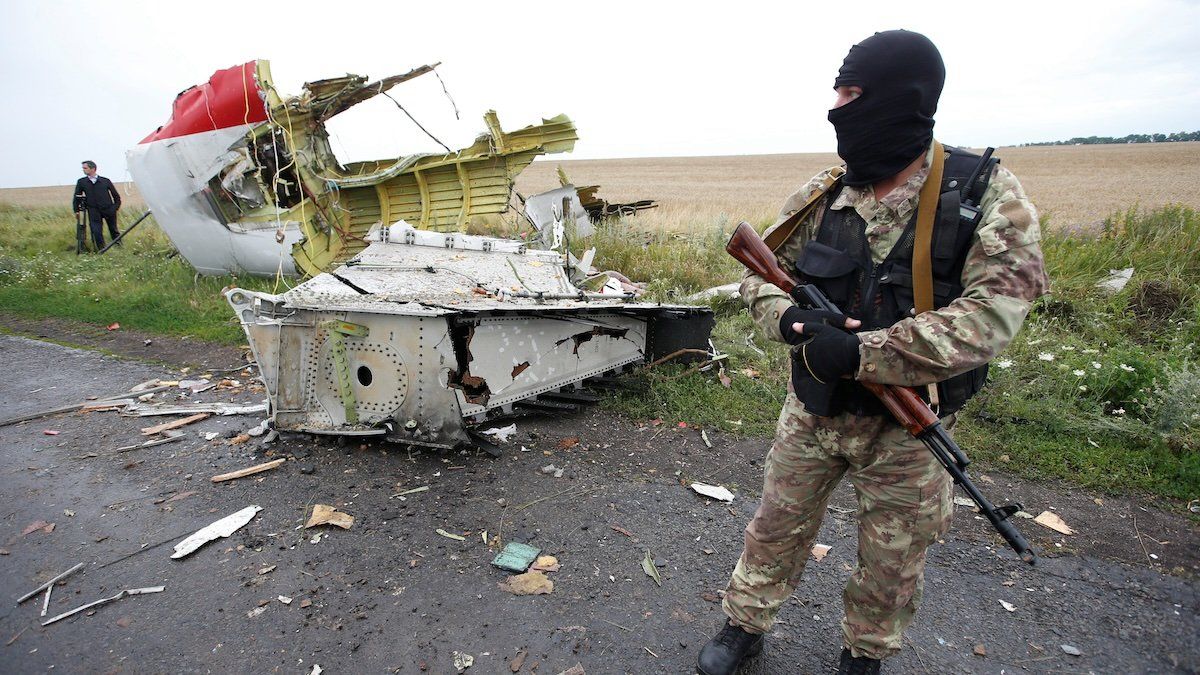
xmin=0 ymin=311 xmax=245 ymax=370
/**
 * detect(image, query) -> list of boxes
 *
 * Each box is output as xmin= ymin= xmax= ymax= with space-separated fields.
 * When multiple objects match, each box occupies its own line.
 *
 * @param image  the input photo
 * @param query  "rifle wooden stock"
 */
xmin=725 ymin=221 xmax=802 ymax=303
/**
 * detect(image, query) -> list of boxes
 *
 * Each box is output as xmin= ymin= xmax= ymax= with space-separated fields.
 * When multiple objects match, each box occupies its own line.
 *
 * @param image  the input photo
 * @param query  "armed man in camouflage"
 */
xmin=697 ymin=30 xmax=1049 ymax=675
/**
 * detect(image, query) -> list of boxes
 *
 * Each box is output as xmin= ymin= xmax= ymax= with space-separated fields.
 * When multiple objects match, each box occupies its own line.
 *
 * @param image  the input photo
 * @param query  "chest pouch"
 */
xmin=794 ymin=240 xmax=859 ymax=310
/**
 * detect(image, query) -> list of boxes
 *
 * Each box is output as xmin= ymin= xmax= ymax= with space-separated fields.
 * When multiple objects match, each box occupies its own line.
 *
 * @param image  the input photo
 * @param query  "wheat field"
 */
xmin=4 ymin=142 xmax=1197 ymax=231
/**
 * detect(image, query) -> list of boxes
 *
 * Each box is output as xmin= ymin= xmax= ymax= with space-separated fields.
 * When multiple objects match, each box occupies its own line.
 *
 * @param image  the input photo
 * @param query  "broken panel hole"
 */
xmin=357 ymin=366 xmax=373 ymax=387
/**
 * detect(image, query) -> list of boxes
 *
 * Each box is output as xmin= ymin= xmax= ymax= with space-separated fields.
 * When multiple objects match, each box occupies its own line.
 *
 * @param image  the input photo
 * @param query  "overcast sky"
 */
xmin=2 ymin=0 xmax=1198 ymax=187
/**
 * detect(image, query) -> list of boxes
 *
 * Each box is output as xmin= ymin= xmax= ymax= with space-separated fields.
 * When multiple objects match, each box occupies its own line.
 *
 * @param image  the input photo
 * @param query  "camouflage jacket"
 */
xmin=740 ymin=144 xmax=1050 ymax=386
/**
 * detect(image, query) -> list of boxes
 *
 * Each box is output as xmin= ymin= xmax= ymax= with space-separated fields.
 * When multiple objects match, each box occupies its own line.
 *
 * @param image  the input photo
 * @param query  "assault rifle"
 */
xmin=727 ymin=221 xmax=1036 ymax=564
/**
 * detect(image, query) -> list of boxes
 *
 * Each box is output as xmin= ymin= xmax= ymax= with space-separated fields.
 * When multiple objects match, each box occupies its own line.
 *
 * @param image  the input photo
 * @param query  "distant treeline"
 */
xmin=1022 ymin=131 xmax=1200 ymax=146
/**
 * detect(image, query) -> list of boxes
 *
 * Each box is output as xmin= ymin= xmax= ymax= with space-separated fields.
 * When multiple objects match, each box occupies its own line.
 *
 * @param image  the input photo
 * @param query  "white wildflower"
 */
xmin=1092 ymin=362 xmax=1102 ymax=369
xmin=1082 ymin=349 xmax=1100 ymax=354
xmin=1037 ymin=353 xmax=1055 ymax=362
xmin=1061 ymin=345 xmax=1076 ymax=351
xmin=1112 ymin=407 xmax=1126 ymax=415
xmin=1078 ymin=385 xmax=1088 ymax=392
xmin=1072 ymin=369 xmax=1086 ymax=377
xmin=1119 ymin=363 xmax=1135 ymax=372
xmin=995 ymin=360 xmax=1013 ymax=370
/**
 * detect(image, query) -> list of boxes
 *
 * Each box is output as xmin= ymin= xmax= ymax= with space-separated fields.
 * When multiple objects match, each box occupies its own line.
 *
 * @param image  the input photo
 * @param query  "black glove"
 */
xmin=795 ymin=322 xmax=862 ymax=384
xmin=779 ymin=306 xmax=852 ymax=345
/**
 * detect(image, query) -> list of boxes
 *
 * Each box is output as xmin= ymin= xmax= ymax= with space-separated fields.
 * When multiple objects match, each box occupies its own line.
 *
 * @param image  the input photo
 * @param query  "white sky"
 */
xmin=1 ymin=0 xmax=1198 ymax=188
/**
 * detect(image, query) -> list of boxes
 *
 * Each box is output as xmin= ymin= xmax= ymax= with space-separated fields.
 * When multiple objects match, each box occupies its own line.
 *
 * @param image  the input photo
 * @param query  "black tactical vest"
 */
xmin=794 ymin=145 xmax=997 ymax=417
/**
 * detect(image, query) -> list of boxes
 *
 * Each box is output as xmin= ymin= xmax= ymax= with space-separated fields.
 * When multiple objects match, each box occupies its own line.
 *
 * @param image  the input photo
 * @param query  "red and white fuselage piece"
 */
xmin=127 ymin=61 xmax=302 ymax=276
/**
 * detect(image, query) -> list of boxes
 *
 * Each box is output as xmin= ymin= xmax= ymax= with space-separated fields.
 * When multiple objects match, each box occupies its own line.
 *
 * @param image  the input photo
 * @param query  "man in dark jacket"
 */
xmin=72 ymin=161 xmax=122 ymax=251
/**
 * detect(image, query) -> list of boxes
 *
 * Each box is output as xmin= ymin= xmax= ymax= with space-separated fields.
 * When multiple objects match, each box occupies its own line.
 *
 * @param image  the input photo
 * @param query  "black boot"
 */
xmin=696 ymin=621 xmax=764 ymax=675
xmin=836 ymin=647 xmax=881 ymax=675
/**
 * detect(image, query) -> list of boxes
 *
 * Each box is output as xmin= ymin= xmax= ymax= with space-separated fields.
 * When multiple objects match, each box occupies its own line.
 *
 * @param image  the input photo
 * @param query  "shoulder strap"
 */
xmin=912 ymin=141 xmax=945 ymax=315
xmin=764 ymin=166 xmax=845 ymax=252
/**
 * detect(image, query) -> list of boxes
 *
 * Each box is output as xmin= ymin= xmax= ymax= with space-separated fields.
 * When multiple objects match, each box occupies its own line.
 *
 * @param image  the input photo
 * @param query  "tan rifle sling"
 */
xmin=764 ymin=166 xmax=846 ymax=252
xmin=912 ymin=140 xmax=946 ymax=407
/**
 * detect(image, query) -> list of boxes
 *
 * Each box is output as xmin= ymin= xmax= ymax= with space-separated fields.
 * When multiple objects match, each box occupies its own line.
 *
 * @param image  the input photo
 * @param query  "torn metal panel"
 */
xmin=128 ymin=60 xmax=578 ymax=277
xmin=556 ymin=167 xmax=658 ymax=220
xmin=227 ymin=223 xmax=714 ymax=449
xmin=524 ymin=186 xmax=594 ymax=248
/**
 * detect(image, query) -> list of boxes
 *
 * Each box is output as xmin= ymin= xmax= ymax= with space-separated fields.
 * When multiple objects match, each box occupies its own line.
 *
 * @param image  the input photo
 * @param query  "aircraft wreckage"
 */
xmin=131 ymin=60 xmax=713 ymax=448
xmin=225 ymin=223 xmax=713 ymax=449
xmin=127 ymin=60 xmax=583 ymax=277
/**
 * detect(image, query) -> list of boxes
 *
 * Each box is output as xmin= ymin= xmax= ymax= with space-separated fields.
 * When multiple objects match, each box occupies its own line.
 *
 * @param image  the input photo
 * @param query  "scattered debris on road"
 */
xmin=113 ymin=430 xmax=184 ymax=453
xmin=481 ymin=424 xmax=517 ymax=443
xmin=452 ymin=651 xmax=475 ymax=671
xmin=690 ymin=482 xmax=734 ymax=502
xmin=999 ymin=600 xmax=1017 ymax=612
xmin=811 ymin=544 xmax=832 ymax=562
xmin=17 ymin=562 xmax=85 ymax=604
xmin=305 ymin=504 xmax=355 ymax=530
xmin=609 ymin=524 xmax=634 ymax=538
xmin=211 ymin=458 xmax=286 ymax=483
xmin=171 ymin=505 xmax=262 ymax=559
xmin=541 ymin=464 xmax=565 ymax=478
xmin=1061 ymin=644 xmax=1083 ymax=656
xmin=1034 ymin=511 xmax=1075 ymax=535
xmin=126 ymin=401 xmax=268 ymax=417
xmin=498 ymin=571 xmax=554 ymax=595
xmin=390 ymin=485 xmax=430 ymax=500
xmin=436 ymin=528 xmax=466 ymax=542
xmin=21 ymin=520 xmax=55 ymax=536
xmin=141 ymin=413 xmax=211 ymax=436
xmin=532 ymin=555 xmax=560 ymax=572
xmin=641 ymin=550 xmax=663 ymax=586
xmin=42 ymin=586 xmax=165 ymax=627
xmin=492 ymin=542 xmax=541 ymax=573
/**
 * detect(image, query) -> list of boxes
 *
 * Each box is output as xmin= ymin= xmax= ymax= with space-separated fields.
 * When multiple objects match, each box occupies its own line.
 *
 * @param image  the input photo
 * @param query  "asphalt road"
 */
xmin=0 ymin=333 xmax=1196 ymax=674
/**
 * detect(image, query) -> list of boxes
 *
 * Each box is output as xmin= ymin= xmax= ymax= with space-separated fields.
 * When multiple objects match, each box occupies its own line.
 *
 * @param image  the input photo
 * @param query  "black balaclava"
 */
xmin=827 ymin=30 xmax=945 ymax=187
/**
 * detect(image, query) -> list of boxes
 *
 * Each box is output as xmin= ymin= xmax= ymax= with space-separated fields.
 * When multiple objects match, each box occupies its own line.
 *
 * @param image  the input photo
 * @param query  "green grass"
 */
xmin=1 ymin=201 xmax=1197 ymax=501
xmin=0 ymin=203 xmax=276 ymax=343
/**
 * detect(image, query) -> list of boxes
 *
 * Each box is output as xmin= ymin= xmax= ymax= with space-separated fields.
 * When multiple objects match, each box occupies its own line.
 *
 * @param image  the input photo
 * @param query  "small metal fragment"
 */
xmin=42 ymin=586 xmax=165 ymax=627
xmin=16 ymin=562 xmax=85 ymax=604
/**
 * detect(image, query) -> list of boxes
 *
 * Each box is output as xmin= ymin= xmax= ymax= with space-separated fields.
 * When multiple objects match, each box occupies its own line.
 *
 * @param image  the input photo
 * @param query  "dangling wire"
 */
xmin=433 ymin=67 xmax=460 ymax=120
xmin=380 ymin=89 xmax=452 ymax=154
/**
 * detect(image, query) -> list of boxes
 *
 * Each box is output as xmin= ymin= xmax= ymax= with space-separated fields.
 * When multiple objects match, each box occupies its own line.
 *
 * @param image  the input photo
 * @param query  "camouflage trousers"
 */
xmin=722 ymin=393 xmax=953 ymax=660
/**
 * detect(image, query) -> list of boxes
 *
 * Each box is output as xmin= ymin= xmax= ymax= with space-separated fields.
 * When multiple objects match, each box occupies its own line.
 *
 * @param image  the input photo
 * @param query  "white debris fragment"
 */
xmin=811 ymin=544 xmax=832 ymax=562
xmin=541 ymin=464 xmax=565 ymax=478
xmin=998 ymin=600 xmax=1016 ymax=612
xmin=204 ymin=432 xmax=220 ymax=441
xmin=1096 ymin=267 xmax=1134 ymax=294
xmin=452 ymin=650 xmax=475 ymax=671
xmin=278 ymin=595 xmax=292 ymax=605
xmin=247 ymin=420 xmax=269 ymax=437
xmin=690 ymin=482 xmax=734 ymax=502
xmin=952 ymin=496 xmax=977 ymax=509
xmin=480 ymin=424 xmax=517 ymax=443
xmin=1060 ymin=644 xmax=1082 ymax=656
xmin=686 ymin=283 xmax=741 ymax=303
xmin=247 ymin=605 xmax=268 ymax=619
xmin=42 ymin=586 xmax=165 ymax=627
xmin=171 ymin=506 xmax=262 ymax=559
xmin=309 ymin=666 xmax=323 ymax=675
